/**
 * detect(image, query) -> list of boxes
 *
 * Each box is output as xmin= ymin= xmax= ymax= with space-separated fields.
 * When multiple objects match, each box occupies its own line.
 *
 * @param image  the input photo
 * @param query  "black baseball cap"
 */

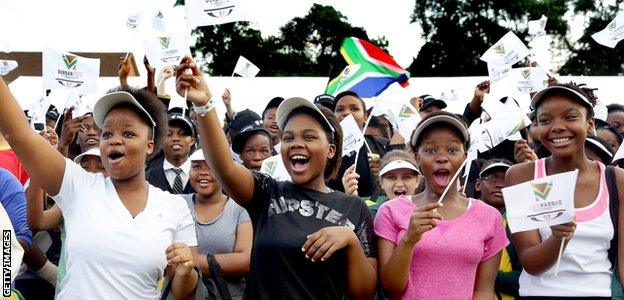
xmin=314 ymin=94 xmax=335 ymax=111
xmin=479 ymin=159 xmax=512 ymax=178
xmin=419 ymin=94 xmax=447 ymax=111
xmin=232 ymin=124 xmax=271 ymax=154
xmin=227 ymin=109 xmax=262 ymax=138
xmin=262 ymin=97 xmax=285 ymax=118
xmin=168 ymin=112 xmax=195 ymax=137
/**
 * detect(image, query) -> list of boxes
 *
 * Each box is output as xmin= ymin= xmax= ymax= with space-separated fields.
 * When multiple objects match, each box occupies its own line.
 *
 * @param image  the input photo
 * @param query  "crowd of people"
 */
xmin=0 ymin=53 xmax=623 ymax=300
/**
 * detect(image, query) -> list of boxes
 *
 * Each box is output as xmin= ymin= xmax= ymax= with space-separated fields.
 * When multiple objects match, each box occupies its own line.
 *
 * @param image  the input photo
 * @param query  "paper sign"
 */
xmin=480 ymin=31 xmax=530 ymax=66
xmin=528 ymin=15 xmax=548 ymax=36
xmin=42 ymin=48 xmax=100 ymax=93
xmin=487 ymin=62 xmax=512 ymax=82
xmin=371 ymin=95 xmax=421 ymax=140
xmin=143 ymin=33 xmax=191 ymax=69
xmin=0 ymin=60 xmax=18 ymax=76
xmin=29 ymin=96 xmax=51 ymax=130
xmin=261 ymin=155 xmax=291 ymax=181
xmin=592 ymin=11 xmax=624 ymax=48
xmin=503 ymin=170 xmax=577 ymax=233
xmin=340 ymin=114 xmax=365 ymax=157
xmin=233 ymin=55 xmax=260 ymax=77
xmin=511 ymin=67 xmax=547 ymax=93
xmin=186 ymin=0 xmax=255 ymax=27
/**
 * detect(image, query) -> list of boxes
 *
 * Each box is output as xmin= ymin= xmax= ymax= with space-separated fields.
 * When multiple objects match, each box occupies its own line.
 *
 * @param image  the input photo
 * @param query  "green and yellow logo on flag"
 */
xmin=493 ymin=44 xmax=505 ymax=55
xmin=398 ymin=105 xmax=417 ymax=118
xmin=521 ymin=69 xmax=532 ymax=79
xmin=159 ymin=37 xmax=171 ymax=49
xmin=531 ymin=181 xmax=552 ymax=200
xmin=63 ymin=54 xmax=78 ymax=70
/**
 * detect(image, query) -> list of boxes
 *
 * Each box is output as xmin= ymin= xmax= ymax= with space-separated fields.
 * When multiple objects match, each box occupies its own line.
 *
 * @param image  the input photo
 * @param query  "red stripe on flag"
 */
xmin=358 ymin=39 xmax=403 ymax=70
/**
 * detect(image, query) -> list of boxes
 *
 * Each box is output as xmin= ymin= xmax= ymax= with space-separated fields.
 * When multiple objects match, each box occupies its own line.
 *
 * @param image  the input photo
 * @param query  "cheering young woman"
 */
xmin=0 ymin=76 xmax=198 ymax=299
xmin=175 ymin=56 xmax=377 ymax=299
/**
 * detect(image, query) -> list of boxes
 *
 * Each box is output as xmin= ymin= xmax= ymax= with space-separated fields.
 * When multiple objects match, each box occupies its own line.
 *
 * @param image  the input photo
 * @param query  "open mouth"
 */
xmin=289 ymin=154 xmax=310 ymax=173
xmin=433 ymin=169 xmax=451 ymax=187
xmin=269 ymin=125 xmax=279 ymax=132
xmin=393 ymin=190 xmax=407 ymax=197
xmin=107 ymin=150 xmax=125 ymax=164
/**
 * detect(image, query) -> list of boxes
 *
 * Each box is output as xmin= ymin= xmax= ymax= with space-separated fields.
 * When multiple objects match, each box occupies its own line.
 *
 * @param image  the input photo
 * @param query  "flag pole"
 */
xmin=353 ymin=113 xmax=374 ymax=174
xmin=554 ymin=237 xmax=566 ymax=276
xmin=437 ymin=157 xmax=469 ymax=203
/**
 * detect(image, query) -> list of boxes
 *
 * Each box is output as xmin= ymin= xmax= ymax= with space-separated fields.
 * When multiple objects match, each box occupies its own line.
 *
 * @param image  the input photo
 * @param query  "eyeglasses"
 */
xmin=480 ymin=175 xmax=504 ymax=184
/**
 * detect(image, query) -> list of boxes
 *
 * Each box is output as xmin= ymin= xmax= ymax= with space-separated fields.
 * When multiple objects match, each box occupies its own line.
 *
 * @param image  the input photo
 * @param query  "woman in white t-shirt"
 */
xmin=0 ymin=76 xmax=199 ymax=300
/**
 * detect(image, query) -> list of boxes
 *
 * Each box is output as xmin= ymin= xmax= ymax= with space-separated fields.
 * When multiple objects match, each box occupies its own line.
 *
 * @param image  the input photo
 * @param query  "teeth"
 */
xmin=199 ymin=180 xmax=209 ymax=184
xmin=552 ymin=137 xmax=571 ymax=144
xmin=291 ymin=155 xmax=308 ymax=160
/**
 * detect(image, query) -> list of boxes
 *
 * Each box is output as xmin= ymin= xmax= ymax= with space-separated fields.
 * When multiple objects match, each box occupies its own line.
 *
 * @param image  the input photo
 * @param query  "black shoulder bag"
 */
xmin=160 ymin=254 xmax=232 ymax=300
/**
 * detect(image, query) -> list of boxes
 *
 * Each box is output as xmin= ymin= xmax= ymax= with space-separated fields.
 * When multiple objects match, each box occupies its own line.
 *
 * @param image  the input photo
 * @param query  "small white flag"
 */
xmin=127 ymin=10 xmax=145 ymax=31
xmin=143 ymin=33 xmax=191 ymax=69
xmin=511 ymin=67 xmax=547 ymax=93
xmin=233 ymin=55 xmax=260 ymax=77
xmin=528 ymin=15 xmax=548 ymax=36
xmin=29 ymin=96 xmax=51 ymax=130
xmin=487 ymin=62 xmax=512 ymax=82
xmin=42 ymin=48 xmax=100 ymax=93
xmin=480 ymin=31 xmax=530 ymax=66
xmin=371 ymin=96 xmax=422 ymax=140
xmin=469 ymin=96 xmax=530 ymax=153
xmin=152 ymin=9 xmax=169 ymax=32
xmin=592 ymin=11 xmax=624 ymax=48
xmin=185 ymin=0 xmax=254 ymax=27
xmin=340 ymin=114 xmax=365 ymax=157
xmin=261 ymin=155 xmax=291 ymax=181
xmin=0 ymin=60 xmax=18 ymax=76
xmin=503 ymin=170 xmax=577 ymax=233
xmin=168 ymin=95 xmax=187 ymax=112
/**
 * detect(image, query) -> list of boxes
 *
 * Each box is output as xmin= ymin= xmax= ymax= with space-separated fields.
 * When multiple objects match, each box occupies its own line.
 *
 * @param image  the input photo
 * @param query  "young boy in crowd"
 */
xmin=146 ymin=110 xmax=196 ymax=194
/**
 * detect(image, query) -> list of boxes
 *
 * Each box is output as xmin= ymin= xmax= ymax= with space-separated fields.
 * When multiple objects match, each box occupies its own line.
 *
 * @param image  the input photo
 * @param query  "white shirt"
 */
xmin=163 ymin=158 xmax=190 ymax=190
xmin=52 ymin=159 xmax=197 ymax=300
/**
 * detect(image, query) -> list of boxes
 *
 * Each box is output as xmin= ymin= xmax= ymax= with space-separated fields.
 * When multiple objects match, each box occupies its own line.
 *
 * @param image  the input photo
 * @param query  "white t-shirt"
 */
xmin=52 ymin=159 xmax=197 ymax=300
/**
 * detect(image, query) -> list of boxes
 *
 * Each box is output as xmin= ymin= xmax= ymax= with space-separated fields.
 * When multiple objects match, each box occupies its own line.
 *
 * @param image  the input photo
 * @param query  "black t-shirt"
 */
xmin=243 ymin=171 xmax=377 ymax=300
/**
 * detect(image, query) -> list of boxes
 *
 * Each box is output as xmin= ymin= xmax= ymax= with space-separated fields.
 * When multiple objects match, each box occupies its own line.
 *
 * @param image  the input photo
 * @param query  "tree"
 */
xmin=558 ymin=1 xmax=624 ymax=75
xmin=188 ymin=4 xmax=388 ymax=76
xmin=409 ymin=0 xmax=569 ymax=76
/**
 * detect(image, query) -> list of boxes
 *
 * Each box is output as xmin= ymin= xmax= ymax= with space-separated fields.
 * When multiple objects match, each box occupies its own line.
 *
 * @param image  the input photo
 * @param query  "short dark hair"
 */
xmin=380 ymin=150 xmax=418 ymax=170
xmin=597 ymin=126 xmax=623 ymax=145
xmin=607 ymin=103 xmax=624 ymax=114
xmin=107 ymin=86 xmax=167 ymax=161
xmin=262 ymin=97 xmax=284 ymax=119
xmin=334 ymin=91 xmax=366 ymax=112
xmin=284 ymin=105 xmax=343 ymax=180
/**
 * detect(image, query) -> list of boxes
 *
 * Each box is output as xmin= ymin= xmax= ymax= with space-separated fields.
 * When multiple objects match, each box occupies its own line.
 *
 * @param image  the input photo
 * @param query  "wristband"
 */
xmin=192 ymin=98 xmax=215 ymax=117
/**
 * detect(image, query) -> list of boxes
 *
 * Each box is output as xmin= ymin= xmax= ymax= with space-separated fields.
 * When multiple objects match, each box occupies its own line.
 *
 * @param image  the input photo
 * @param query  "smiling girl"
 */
xmin=175 ymin=56 xmax=377 ymax=299
xmin=505 ymin=83 xmax=624 ymax=299
xmin=0 ymin=76 xmax=198 ymax=299
xmin=375 ymin=111 xmax=508 ymax=299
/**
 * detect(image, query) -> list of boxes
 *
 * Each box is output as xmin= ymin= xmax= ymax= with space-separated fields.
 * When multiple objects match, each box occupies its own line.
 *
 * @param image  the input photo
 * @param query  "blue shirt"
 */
xmin=0 ymin=168 xmax=32 ymax=246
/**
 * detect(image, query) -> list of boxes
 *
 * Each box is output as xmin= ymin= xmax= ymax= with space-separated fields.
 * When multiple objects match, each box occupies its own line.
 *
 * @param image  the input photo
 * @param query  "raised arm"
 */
xmin=0 ymin=77 xmax=66 ymax=195
xmin=175 ymin=56 xmax=255 ymax=203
